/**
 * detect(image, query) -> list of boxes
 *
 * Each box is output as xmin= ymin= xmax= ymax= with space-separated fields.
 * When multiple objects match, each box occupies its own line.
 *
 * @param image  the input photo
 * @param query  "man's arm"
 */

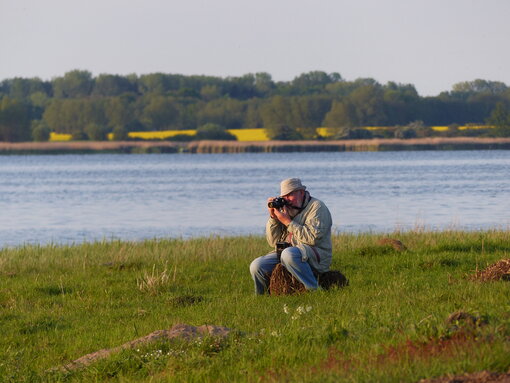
xmin=266 ymin=217 xmax=286 ymax=247
xmin=287 ymin=202 xmax=332 ymax=246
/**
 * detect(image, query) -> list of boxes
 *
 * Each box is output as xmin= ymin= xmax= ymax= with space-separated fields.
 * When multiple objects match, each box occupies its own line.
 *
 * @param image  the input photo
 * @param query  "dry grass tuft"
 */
xmin=470 ymin=259 xmax=510 ymax=282
xmin=137 ymin=265 xmax=170 ymax=295
xmin=269 ymin=264 xmax=307 ymax=296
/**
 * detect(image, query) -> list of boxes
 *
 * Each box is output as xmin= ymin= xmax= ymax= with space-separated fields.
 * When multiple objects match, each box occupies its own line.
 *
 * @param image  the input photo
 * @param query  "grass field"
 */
xmin=1 ymin=231 xmax=509 ymax=382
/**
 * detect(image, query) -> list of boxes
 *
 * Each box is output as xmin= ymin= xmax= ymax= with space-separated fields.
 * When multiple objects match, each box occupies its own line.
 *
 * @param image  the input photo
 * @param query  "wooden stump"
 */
xmin=269 ymin=264 xmax=348 ymax=295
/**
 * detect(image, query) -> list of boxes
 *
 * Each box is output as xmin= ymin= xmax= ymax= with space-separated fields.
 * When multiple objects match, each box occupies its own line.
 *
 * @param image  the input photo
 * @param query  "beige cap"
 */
xmin=280 ymin=178 xmax=306 ymax=196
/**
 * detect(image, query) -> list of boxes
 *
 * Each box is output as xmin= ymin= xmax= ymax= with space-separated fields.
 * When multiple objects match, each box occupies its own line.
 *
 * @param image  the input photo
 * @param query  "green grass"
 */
xmin=1 ymin=231 xmax=509 ymax=382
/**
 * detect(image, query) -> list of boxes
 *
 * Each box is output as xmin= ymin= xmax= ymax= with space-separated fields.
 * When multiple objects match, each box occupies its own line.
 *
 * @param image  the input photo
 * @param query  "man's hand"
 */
xmin=273 ymin=206 xmax=292 ymax=226
xmin=267 ymin=197 xmax=277 ymax=219
xmin=267 ymin=197 xmax=291 ymax=225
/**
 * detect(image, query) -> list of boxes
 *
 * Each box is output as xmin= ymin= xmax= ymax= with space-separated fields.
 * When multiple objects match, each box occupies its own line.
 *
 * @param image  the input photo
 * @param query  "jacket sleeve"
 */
xmin=287 ymin=202 xmax=331 ymax=247
xmin=266 ymin=217 xmax=287 ymax=247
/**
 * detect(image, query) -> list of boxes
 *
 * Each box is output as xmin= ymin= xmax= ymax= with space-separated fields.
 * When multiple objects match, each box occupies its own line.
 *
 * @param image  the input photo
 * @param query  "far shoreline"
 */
xmin=1 ymin=137 xmax=510 ymax=154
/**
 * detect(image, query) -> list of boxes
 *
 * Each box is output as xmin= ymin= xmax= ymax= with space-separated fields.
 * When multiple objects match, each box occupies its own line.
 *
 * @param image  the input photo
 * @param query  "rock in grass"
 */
xmin=317 ymin=270 xmax=349 ymax=290
xmin=54 ymin=324 xmax=232 ymax=372
xmin=377 ymin=238 xmax=408 ymax=251
xmin=445 ymin=310 xmax=488 ymax=331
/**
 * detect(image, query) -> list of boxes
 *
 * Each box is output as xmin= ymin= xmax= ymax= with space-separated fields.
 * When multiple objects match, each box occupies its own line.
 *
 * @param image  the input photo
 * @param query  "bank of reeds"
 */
xmin=1 ymin=230 xmax=509 ymax=382
xmin=2 ymin=137 xmax=510 ymax=154
xmin=186 ymin=137 xmax=510 ymax=153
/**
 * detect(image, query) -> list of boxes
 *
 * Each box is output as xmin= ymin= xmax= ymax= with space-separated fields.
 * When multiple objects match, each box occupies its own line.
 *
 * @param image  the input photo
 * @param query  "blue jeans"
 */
xmin=249 ymin=246 xmax=318 ymax=295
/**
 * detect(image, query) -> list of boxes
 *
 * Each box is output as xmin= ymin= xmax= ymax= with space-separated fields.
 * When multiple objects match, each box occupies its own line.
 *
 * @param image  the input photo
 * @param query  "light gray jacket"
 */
xmin=266 ymin=196 xmax=333 ymax=273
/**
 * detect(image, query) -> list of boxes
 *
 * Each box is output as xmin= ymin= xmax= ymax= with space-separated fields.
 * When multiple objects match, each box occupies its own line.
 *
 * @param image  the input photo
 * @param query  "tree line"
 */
xmin=1 ymin=70 xmax=510 ymax=142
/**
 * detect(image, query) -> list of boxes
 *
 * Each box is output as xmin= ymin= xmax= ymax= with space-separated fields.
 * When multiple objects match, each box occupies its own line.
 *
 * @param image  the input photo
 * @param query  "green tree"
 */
xmin=260 ymin=96 xmax=293 ymax=128
xmin=195 ymin=123 xmax=237 ymax=140
xmin=265 ymin=124 xmax=303 ymax=140
xmin=52 ymin=70 xmax=94 ymax=98
xmin=342 ymin=128 xmax=373 ymax=140
xmin=322 ymin=100 xmax=358 ymax=130
xmin=105 ymin=97 xmax=135 ymax=129
xmin=200 ymin=85 xmax=222 ymax=101
xmin=243 ymin=99 xmax=263 ymax=130
xmin=30 ymin=91 xmax=50 ymax=109
xmin=323 ymin=81 xmax=387 ymax=131
xmin=138 ymin=73 xmax=173 ymax=94
xmin=290 ymin=96 xmax=331 ymax=139
xmin=348 ymin=85 xmax=387 ymax=125
xmin=486 ymin=102 xmax=510 ymax=137
xmin=92 ymin=74 xmax=137 ymax=97
xmin=71 ymin=131 xmax=88 ymax=140
xmin=382 ymin=82 xmax=420 ymax=125
xmin=224 ymin=74 xmax=258 ymax=99
xmin=111 ymin=126 xmax=129 ymax=141
xmin=43 ymin=99 xmax=107 ymax=134
xmin=140 ymin=95 xmax=179 ymax=130
xmin=254 ymin=72 xmax=275 ymax=96
xmin=85 ymin=123 xmax=108 ymax=141
xmin=31 ymin=120 xmax=51 ymax=141
xmin=1 ymin=77 xmax=50 ymax=100
xmin=452 ymin=79 xmax=507 ymax=96
xmin=292 ymin=71 xmax=342 ymax=92
xmin=0 ymin=97 xmax=32 ymax=142
xmin=197 ymin=98 xmax=245 ymax=130
xmin=394 ymin=120 xmax=431 ymax=139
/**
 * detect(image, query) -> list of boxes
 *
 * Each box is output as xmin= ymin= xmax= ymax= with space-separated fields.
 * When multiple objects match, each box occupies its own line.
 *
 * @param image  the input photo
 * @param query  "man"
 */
xmin=249 ymin=178 xmax=333 ymax=295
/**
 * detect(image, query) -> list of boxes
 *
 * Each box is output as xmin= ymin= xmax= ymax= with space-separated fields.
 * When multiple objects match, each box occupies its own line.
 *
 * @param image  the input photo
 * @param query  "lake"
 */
xmin=0 ymin=150 xmax=509 ymax=248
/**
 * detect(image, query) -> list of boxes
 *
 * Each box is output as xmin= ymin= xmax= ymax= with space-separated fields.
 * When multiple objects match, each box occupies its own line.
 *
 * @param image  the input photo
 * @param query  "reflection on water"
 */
xmin=0 ymin=150 xmax=509 ymax=247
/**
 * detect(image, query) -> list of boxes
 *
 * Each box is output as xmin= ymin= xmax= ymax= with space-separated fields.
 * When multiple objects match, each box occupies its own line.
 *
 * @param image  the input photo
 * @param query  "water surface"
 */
xmin=1 ymin=150 xmax=509 ymax=247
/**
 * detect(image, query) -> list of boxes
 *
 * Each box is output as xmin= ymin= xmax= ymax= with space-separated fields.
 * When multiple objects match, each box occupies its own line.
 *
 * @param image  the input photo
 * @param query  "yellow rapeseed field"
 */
xmin=458 ymin=125 xmax=490 ymax=130
xmin=127 ymin=130 xmax=196 ymax=140
xmin=49 ymin=132 xmax=72 ymax=141
xmin=228 ymin=129 xmax=270 ymax=141
xmin=49 ymin=126 xmax=495 ymax=142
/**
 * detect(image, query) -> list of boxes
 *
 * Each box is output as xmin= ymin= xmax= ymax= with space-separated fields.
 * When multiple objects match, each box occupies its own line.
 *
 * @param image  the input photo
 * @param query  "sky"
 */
xmin=1 ymin=0 xmax=509 ymax=96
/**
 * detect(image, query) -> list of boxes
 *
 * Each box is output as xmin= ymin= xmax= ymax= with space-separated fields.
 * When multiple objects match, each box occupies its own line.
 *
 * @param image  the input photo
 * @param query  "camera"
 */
xmin=276 ymin=241 xmax=291 ymax=260
xmin=268 ymin=197 xmax=287 ymax=209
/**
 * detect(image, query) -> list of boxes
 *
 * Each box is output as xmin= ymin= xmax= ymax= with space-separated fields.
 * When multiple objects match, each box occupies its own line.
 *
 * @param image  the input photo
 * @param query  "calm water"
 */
xmin=1 ymin=150 xmax=509 ymax=248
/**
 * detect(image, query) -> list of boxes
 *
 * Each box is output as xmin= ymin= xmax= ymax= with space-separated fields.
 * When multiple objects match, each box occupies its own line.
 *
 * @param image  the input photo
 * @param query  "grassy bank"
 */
xmin=2 ymin=137 xmax=510 ymax=154
xmin=1 ymin=231 xmax=510 ymax=382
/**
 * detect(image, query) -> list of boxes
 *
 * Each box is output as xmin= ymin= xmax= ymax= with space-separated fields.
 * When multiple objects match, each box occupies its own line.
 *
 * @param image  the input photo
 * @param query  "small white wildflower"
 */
xmin=270 ymin=330 xmax=280 ymax=337
xmin=283 ymin=304 xmax=290 ymax=314
xmin=306 ymin=305 xmax=312 ymax=312
xmin=296 ymin=306 xmax=305 ymax=315
xmin=291 ymin=315 xmax=298 ymax=320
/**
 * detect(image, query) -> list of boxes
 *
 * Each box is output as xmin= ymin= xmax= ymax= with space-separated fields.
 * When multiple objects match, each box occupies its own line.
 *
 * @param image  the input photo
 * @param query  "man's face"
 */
xmin=283 ymin=189 xmax=304 ymax=207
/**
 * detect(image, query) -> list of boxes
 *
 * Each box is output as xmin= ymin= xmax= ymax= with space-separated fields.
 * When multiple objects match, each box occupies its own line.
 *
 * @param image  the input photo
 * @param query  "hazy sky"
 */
xmin=1 ymin=0 xmax=509 ymax=96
